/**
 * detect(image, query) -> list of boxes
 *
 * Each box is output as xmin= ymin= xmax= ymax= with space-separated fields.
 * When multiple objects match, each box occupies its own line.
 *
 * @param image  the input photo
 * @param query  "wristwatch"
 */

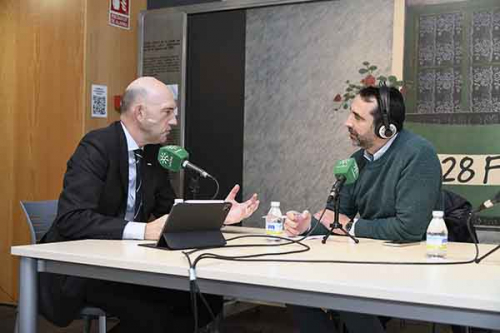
xmin=345 ymin=221 xmax=353 ymax=233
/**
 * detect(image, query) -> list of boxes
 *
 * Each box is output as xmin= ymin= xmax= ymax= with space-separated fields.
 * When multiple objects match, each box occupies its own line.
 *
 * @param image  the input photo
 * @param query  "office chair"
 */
xmin=15 ymin=200 xmax=107 ymax=333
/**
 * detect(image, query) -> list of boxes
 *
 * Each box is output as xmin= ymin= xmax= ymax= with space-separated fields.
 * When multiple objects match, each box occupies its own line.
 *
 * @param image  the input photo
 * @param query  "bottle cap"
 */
xmin=432 ymin=210 xmax=444 ymax=217
xmin=271 ymin=201 xmax=280 ymax=207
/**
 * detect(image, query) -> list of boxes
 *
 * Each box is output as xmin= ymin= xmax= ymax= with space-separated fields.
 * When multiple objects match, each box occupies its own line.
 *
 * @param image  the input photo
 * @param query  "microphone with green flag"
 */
xmin=327 ymin=158 xmax=360 ymax=204
xmin=321 ymin=158 xmax=361 ymax=244
xmin=157 ymin=145 xmax=213 ymax=179
xmin=334 ymin=158 xmax=359 ymax=184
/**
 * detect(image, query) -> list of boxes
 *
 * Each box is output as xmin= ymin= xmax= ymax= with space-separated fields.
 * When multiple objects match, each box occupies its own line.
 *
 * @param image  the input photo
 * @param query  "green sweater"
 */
xmin=312 ymin=130 xmax=442 ymax=241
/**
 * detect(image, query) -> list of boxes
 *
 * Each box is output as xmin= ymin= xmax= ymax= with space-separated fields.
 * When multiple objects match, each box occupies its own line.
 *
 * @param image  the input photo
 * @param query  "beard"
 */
xmin=348 ymin=128 xmax=374 ymax=150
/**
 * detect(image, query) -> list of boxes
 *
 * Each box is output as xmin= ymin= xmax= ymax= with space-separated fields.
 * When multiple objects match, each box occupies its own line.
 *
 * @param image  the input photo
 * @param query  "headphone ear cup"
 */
xmin=377 ymin=123 xmax=397 ymax=139
xmin=375 ymin=121 xmax=384 ymax=139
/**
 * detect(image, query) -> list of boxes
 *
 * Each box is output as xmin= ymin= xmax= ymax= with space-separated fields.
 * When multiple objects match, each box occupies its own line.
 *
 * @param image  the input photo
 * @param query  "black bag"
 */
xmin=442 ymin=190 xmax=477 ymax=243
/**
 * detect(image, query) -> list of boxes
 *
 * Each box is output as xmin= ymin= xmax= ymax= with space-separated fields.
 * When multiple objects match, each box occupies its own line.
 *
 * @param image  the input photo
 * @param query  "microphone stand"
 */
xmin=322 ymin=188 xmax=359 ymax=244
xmin=188 ymin=173 xmax=200 ymax=200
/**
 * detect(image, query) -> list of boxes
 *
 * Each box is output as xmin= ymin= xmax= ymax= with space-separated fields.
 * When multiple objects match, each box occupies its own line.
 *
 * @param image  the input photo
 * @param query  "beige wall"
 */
xmin=393 ymin=0 xmax=406 ymax=78
xmin=0 ymin=0 xmax=146 ymax=303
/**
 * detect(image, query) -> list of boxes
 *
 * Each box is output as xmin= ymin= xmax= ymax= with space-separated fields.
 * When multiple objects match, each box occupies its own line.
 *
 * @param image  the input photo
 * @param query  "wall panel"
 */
xmin=0 ymin=0 xmax=19 ymax=304
xmin=0 ymin=0 xmax=145 ymax=303
xmin=85 ymin=0 xmax=147 ymax=132
xmin=7 ymin=0 xmax=86 ymax=301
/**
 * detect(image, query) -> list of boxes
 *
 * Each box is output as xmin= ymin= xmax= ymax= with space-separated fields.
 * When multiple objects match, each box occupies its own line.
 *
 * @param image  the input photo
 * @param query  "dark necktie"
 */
xmin=133 ymin=149 xmax=144 ymax=221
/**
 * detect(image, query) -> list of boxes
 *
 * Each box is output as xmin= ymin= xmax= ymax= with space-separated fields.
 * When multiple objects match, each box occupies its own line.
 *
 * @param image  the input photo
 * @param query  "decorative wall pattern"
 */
xmin=407 ymin=4 xmax=500 ymax=124
xmin=405 ymin=1 xmax=500 ymax=233
xmin=470 ymin=8 xmax=500 ymax=114
xmin=243 ymin=0 xmax=394 ymax=227
xmin=416 ymin=12 xmax=463 ymax=115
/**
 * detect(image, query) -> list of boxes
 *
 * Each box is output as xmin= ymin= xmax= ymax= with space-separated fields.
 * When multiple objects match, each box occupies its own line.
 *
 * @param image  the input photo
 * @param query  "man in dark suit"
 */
xmin=40 ymin=77 xmax=260 ymax=332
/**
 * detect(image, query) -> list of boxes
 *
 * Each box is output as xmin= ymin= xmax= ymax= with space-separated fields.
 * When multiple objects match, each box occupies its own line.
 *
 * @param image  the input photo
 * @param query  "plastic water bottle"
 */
xmin=426 ymin=210 xmax=448 ymax=258
xmin=265 ymin=201 xmax=283 ymax=236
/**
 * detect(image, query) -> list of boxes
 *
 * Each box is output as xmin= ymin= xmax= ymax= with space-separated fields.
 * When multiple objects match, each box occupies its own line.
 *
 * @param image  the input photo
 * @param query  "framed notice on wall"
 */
xmin=109 ymin=0 xmax=130 ymax=30
xmin=91 ymin=84 xmax=108 ymax=118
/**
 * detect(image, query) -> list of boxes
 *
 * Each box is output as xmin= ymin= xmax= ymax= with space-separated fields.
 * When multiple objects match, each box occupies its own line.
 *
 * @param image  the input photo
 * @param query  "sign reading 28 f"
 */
xmin=439 ymin=154 xmax=500 ymax=185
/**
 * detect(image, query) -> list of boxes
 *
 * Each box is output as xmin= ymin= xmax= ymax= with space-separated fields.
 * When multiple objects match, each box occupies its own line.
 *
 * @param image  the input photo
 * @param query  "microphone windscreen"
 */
xmin=333 ymin=158 xmax=359 ymax=185
xmin=158 ymin=145 xmax=189 ymax=172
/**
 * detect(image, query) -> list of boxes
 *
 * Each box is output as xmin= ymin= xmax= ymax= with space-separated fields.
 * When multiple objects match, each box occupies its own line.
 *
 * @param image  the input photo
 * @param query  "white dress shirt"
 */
xmin=121 ymin=122 xmax=146 ymax=240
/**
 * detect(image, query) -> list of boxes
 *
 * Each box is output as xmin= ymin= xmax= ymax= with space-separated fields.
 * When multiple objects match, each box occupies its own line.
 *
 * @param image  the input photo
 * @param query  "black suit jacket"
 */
xmin=40 ymin=121 xmax=176 ymax=326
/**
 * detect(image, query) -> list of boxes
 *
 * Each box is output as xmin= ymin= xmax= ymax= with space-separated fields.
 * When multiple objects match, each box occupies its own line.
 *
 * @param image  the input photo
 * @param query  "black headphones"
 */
xmin=375 ymin=82 xmax=397 ymax=139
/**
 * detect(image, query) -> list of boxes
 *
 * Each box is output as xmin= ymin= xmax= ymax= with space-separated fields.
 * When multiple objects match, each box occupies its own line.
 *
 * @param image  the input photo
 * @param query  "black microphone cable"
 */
xmin=180 ymin=201 xmax=484 ymax=333
xmin=209 ymin=176 xmax=219 ymax=200
xmin=179 ymin=205 xmax=335 ymax=327
xmin=179 ymin=181 xmax=330 ymax=332
xmin=183 ymin=209 xmax=481 ymax=289
xmin=185 ymin=252 xmax=219 ymax=333
xmin=186 ymin=254 xmax=199 ymax=333
xmin=186 ymin=171 xmax=219 ymax=200
xmin=182 ymin=234 xmax=313 ymax=333
xmin=181 ymin=222 xmax=479 ymax=333
xmin=185 ymin=232 xmax=479 ymax=273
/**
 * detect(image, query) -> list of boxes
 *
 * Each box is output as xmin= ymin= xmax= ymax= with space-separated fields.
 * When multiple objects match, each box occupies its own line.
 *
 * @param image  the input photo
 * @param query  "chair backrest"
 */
xmin=442 ymin=190 xmax=477 ymax=243
xmin=20 ymin=200 xmax=58 ymax=244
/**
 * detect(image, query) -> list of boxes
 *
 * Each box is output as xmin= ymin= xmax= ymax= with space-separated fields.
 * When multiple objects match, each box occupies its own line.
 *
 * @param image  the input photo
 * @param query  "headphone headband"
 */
xmin=376 ymin=83 xmax=396 ymax=139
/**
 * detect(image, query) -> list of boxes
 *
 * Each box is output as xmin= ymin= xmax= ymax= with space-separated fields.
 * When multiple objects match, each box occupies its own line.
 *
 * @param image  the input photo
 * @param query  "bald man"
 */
xmin=40 ymin=77 xmax=259 ymax=332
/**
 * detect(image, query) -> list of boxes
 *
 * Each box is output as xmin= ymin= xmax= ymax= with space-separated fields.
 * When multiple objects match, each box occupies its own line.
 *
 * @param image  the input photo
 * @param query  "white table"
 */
xmin=11 ymin=227 xmax=500 ymax=332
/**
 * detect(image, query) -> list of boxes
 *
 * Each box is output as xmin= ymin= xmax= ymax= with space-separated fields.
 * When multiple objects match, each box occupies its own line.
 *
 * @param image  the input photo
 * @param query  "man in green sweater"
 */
xmin=285 ymin=86 xmax=442 ymax=333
